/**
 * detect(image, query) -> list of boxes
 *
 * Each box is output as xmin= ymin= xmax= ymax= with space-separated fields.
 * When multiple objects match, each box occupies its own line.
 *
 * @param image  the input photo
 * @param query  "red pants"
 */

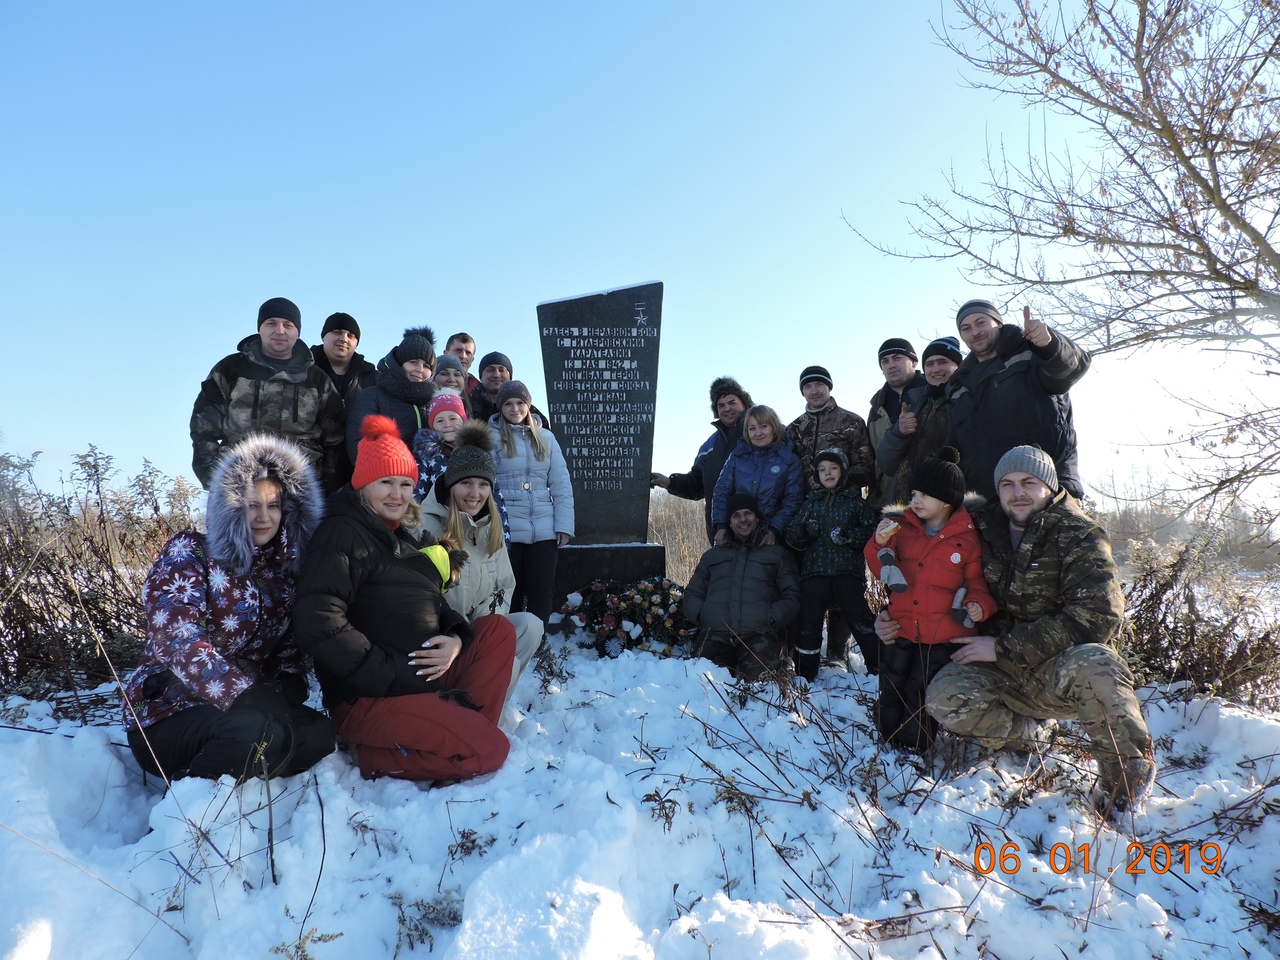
xmin=332 ymin=615 xmax=515 ymax=781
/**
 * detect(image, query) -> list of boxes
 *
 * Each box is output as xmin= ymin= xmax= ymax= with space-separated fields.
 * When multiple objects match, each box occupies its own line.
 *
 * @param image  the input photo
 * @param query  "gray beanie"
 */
xmin=993 ymin=445 xmax=1058 ymax=492
xmin=956 ymin=300 xmax=1003 ymax=328
xmin=496 ymin=380 xmax=533 ymax=407
xmin=434 ymin=353 xmax=465 ymax=374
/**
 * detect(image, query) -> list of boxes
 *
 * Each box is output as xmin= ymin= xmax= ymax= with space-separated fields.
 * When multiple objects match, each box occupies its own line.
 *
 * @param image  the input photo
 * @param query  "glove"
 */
xmin=804 ymin=520 xmax=821 ymax=538
xmin=829 ymin=527 xmax=851 ymax=545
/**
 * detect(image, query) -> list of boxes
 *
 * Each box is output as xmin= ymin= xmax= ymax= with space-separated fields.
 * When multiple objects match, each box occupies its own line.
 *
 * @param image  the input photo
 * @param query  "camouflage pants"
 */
xmin=693 ymin=630 xmax=782 ymax=681
xmin=924 ymin=643 xmax=1152 ymax=763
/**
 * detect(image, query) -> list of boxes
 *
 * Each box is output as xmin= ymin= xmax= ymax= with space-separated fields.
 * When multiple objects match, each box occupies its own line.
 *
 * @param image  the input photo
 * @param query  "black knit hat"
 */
xmin=496 ymin=380 xmax=532 ymax=407
xmin=798 ymin=365 xmax=833 ymax=391
xmin=955 ymin=300 xmax=1003 ymax=328
xmin=813 ymin=447 xmax=848 ymax=479
xmin=725 ymin=492 xmax=760 ymax=518
xmin=478 ymin=351 xmax=513 ymax=375
xmin=258 ymin=297 xmax=301 ymax=330
xmin=394 ymin=326 xmax=437 ymax=366
xmin=435 ymin=422 xmax=497 ymax=502
xmin=877 ymin=338 xmax=917 ymax=363
xmin=921 ymin=335 xmax=962 ymax=366
xmin=708 ymin=376 xmax=753 ymax=415
xmin=321 ymin=312 xmax=360 ymax=341
xmin=909 ymin=446 xmax=967 ymax=510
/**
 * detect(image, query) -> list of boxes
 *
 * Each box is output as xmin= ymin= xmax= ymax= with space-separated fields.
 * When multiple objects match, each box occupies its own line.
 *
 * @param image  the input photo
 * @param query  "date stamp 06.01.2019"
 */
xmin=973 ymin=841 xmax=1223 ymax=877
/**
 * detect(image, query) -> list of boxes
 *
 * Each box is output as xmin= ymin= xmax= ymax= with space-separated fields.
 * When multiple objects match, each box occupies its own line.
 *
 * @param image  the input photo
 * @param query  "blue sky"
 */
xmin=0 ymin=1 xmax=1224 ymax=501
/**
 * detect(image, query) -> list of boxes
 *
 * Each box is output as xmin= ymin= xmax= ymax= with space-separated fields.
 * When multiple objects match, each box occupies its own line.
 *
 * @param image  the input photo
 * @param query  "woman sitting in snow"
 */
xmin=122 ymin=435 xmax=335 ymax=783
xmin=293 ymin=415 xmax=516 ymax=782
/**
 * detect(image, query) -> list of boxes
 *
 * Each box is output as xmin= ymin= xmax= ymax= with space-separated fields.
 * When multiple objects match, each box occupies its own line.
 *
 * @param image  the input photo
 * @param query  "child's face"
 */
xmin=432 ymin=410 xmax=464 ymax=442
xmin=817 ymin=461 xmax=842 ymax=490
xmin=909 ymin=490 xmax=952 ymax=527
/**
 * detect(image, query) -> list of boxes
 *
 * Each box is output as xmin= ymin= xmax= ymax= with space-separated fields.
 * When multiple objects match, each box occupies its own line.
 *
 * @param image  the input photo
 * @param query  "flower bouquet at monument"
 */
xmin=562 ymin=576 xmax=692 ymax=659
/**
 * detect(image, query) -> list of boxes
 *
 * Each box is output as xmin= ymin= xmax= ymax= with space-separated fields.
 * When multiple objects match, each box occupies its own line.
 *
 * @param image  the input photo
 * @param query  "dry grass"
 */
xmin=0 ymin=447 xmax=199 ymax=706
xmin=648 ymin=490 xmax=708 ymax=586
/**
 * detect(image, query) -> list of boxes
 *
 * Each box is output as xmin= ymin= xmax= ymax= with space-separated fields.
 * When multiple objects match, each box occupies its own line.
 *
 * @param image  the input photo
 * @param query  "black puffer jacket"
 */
xmin=345 ymin=350 xmax=438 ymax=463
xmin=292 ymin=487 xmax=472 ymax=707
xmin=682 ymin=527 xmax=801 ymax=636
xmin=945 ymin=324 xmax=1090 ymax=498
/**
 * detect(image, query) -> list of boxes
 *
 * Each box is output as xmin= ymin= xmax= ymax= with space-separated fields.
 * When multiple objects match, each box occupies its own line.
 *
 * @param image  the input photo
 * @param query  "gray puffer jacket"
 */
xmin=488 ymin=414 xmax=575 ymax=544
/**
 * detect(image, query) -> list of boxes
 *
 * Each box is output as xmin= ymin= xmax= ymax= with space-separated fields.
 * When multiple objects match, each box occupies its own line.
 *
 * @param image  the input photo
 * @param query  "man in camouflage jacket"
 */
xmin=785 ymin=365 xmax=874 ymax=493
xmin=879 ymin=444 xmax=1156 ymax=813
xmin=191 ymin=297 xmax=346 ymax=493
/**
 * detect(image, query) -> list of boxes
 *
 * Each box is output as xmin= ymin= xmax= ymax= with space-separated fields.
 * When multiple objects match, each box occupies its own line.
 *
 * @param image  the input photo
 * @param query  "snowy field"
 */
xmin=1 ymin=629 xmax=1278 ymax=960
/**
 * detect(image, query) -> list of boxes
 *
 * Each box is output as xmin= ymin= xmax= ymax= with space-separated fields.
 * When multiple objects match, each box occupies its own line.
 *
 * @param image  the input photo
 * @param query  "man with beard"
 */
xmin=879 ymin=445 xmax=1156 ymax=819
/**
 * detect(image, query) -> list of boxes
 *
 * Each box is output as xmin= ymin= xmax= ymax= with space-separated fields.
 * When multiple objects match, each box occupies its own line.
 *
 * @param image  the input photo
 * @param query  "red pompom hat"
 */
xmin=351 ymin=415 xmax=417 ymax=490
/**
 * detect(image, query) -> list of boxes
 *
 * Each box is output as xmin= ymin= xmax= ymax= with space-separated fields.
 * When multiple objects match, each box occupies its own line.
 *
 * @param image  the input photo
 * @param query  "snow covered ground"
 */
xmin=1 ymin=630 xmax=1278 ymax=960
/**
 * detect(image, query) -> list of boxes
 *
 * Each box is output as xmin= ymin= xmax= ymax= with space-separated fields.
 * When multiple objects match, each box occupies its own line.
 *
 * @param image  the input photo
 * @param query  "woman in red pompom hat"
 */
xmin=293 ymin=414 xmax=517 ymax=782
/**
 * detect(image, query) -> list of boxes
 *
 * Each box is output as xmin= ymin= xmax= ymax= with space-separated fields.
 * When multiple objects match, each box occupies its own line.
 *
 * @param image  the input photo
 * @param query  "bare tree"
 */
xmin=863 ymin=0 xmax=1280 ymax=521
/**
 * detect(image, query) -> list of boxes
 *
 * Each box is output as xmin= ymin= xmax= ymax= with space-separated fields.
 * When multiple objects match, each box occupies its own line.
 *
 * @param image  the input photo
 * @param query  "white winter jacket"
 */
xmin=487 ymin=414 xmax=575 ymax=544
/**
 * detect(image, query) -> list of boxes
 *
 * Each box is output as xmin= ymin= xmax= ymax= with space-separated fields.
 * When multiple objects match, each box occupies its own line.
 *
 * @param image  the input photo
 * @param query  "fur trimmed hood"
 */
xmin=880 ymin=491 xmax=986 ymax=517
xmin=206 ymin=433 xmax=325 ymax=576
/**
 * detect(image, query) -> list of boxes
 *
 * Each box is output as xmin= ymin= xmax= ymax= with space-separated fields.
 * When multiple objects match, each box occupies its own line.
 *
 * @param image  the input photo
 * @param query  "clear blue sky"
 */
xmin=0 ymin=1 xmax=1222 ymax=501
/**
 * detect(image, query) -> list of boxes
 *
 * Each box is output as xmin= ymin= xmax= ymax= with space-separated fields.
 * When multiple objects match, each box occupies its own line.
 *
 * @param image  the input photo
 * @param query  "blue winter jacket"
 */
xmin=711 ymin=437 xmax=806 ymax=537
xmin=488 ymin=414 xmax=576 ymax=544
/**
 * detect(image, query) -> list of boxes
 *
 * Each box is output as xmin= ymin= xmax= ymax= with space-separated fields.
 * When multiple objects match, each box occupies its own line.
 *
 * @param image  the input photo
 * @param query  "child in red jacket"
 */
xmin=864 ymin=447 xmax=997 ymax=751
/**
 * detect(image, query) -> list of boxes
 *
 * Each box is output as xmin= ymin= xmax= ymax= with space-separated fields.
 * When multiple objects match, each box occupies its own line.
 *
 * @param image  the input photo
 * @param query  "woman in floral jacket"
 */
xmin=122 ymin=435 xmax=334 ymax=782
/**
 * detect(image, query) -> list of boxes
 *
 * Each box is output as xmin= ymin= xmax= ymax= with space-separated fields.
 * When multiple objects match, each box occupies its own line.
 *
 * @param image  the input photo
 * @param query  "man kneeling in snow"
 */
xmin=682 ymin=493 xmax=801 ymax=680
xmin=876 ymin=445 xmax=1156 ymax=817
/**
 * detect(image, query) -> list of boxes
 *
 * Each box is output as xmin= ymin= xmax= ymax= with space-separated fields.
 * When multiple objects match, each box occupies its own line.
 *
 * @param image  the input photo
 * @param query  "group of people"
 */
xmin=655 ymin=300 xmax=1155 ymax=817
xmin=124 ymin=298 xmax=575 ymax=786
xmin=121 ymin=294 xmax=1154 ymax=821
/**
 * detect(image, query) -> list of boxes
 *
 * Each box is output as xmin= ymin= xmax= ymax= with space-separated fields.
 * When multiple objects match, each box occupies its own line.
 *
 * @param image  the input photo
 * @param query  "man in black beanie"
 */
xmin=785 ymin=365 xmax=874 ymax=492
xmin=867 ymin=338 xmax=926 ymax=508
xmin=946 ymin=301 xmax=1091 ymax=499
xmin=681 ymin=492 xmax=801 ymax=680
xmin=311 ymin=312 xmax=377 ymax=487
xmin=190 ymin=297 xmax=345 ymax=492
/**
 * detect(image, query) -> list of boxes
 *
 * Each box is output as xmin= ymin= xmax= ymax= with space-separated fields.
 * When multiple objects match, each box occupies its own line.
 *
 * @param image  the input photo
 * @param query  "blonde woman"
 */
xmin=487 ymin=381 xmax=574 ymax=623
xmin=421 ymin=422 xmax=543 ymax=707
xmin=711 ymin=404 xmax=805 ymax=547
xmin=294 ymin=415 xmax=516 ymax=782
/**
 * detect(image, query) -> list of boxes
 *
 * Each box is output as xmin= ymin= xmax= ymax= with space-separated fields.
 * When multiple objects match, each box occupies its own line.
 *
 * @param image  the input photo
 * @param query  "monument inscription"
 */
xmin=538 ymin=282 xmax=662 ymax=545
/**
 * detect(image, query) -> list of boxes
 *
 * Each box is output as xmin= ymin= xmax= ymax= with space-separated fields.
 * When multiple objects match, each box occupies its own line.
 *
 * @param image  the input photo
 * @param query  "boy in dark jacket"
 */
xmin=864 ymin=447 xmax=997 ymax=751
xmin=785 ymin=449 xmax=880 ymax=682
xmin=682 ymin=493 xmax=801 ymax=680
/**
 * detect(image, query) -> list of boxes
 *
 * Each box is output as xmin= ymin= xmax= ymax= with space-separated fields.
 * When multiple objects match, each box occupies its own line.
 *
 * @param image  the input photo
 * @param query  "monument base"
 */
xmin=551 ymin=543 xmax=667 ymax=627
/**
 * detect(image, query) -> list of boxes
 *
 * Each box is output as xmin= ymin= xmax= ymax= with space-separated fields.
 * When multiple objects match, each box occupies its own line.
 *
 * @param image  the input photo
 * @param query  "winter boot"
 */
xmin=1095 ymin=753 xmax=1157 ymax=818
